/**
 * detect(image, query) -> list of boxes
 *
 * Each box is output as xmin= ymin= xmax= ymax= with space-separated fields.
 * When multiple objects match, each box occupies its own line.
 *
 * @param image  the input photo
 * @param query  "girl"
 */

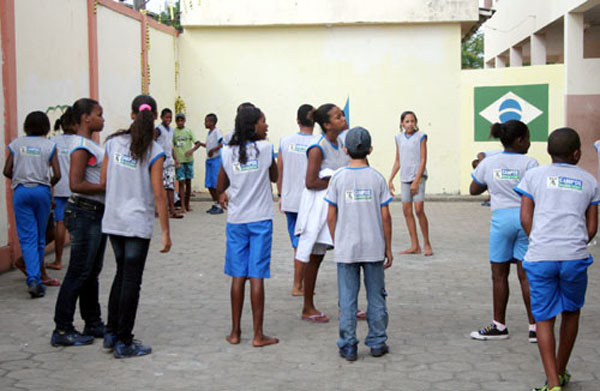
xmin=388 ymin=111 xmax=433 ymax=256
xmin=155 ymin=108 xmax=182 ymax=218
xmin=47 ymin=108 xmax=78 ymax=271
xmin=3 ymin=111 xmax=60 ymax=298
xmin=52 ymin=98 xmax=108 ymax=347
xmin=101 ymin=95 xmax=171 ymax=358
xmin=469 ymin=120 xmax=537 ymax=342
xmin=217 ymin=106 xmax=279 ymax=347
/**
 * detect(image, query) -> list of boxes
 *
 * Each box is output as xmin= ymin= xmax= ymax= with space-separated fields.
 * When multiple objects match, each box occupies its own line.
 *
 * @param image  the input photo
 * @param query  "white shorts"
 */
xmin=401 ymin=179 xmax=426 ymax=203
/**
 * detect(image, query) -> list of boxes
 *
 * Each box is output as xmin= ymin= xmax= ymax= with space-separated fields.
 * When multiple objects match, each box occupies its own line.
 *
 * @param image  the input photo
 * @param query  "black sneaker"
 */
xmin=210 ymin=206 xmax=224 ymax=215
xmin=338 ymin=345 xmax=358 ymax=361
xmin=103 ymin=331 xmax=117 ymax=350
xmin=113 ymin=340 xmax=152 ymax=359
xmin=51 ymin=329 xmax=94 ymax=347
xmin=27 ymin=281 xmax=45 ymax=298
xmin=83 ymin=322 xmax=105 ymax=338
xmin=370 ymin=344 xmax=389 ymax=357
xmin=206 ymin=205 xmax=217 ymax=213
xmin=470 ymin=323 xmax=509 ymax=340
xmin=529 ymin=330 xmax=538 ymax=343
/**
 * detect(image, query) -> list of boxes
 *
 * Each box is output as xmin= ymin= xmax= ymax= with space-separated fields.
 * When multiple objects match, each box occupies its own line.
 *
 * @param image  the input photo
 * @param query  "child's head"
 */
xmin=231 ymin=107 xmax=266 ymax=164
xmin=490 ymin=120 xmax=530 ymax=153
xmin=313 ymin=104 xmax=345 ymax=134
xmin=24 ymin=111 xmax=51 ymax=136
xmin=72 ymin=98 xmax=103 ymax=133
xmin=297 ymin=104 xmax=315 ymax=128
xmin=175 ymin=113 xmax=186 ymax=128
xmin=205 ymin=113 xmax=217 ymax=129
xmin=54 ymin=107 xmax=76 ymax=135
xmin=400 ymin=111 xmax=418 ymax=133
xmin=160 ymin=108 xmax=172 ymax=126
xmin=128 ymin=94 xmax=158 ymax=161
xmin=344 ymin=126 xmax=372 ymax=160
xmin=547 ymin=127 xmax=581 ymax=164
xmin=236 ymin=102 xmax=255 ymax=113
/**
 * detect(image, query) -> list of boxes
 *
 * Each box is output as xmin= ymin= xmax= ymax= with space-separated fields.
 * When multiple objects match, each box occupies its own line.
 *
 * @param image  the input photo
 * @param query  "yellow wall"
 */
xmin=148 ymin=28 xmax=178 ymax=114
xmin=459 ymin=64 xmax=565 ymax=194
xmin=179 ymin=23 xmax=463 ymax=193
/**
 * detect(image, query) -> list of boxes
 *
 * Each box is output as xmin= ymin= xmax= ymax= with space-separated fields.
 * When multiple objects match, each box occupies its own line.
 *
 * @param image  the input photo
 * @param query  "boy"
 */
xmin=156 ymin=108 xmax=183 ymax=219
xmin=515 ymin=128 xmax=599 ymax=391
xmin=173 ymin=113 xmax=202 ymax=212
xmin=202 ymin=113 xmax=223 ymax=214
xmin=325 ymin=126 xmax=393 ymax=361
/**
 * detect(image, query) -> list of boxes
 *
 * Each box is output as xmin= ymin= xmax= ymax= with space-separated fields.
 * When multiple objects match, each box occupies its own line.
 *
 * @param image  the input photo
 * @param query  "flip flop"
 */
xmin=169 ymin=213 xmax=184 ymax=219
xmin=301 ymin=313 xmax=330 ymax=323
xmin=42 ymin=278 xmax=61 ymax=287
xmin=46 ymin=263 xmax=62 ymax=270
xmin=356 ymin=310 xmax=367 ymax=320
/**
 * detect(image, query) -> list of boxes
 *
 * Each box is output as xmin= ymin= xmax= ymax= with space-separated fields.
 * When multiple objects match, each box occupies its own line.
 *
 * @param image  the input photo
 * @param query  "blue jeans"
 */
xmin=337 ymin=262 xmax=388 ymax=350
xmin=54 ymin=197 xmax=107 ymax=331
xmin=107 ymin=235 xmax=150 ymax=345
xmin=13 ymin=185 xmax=51 ymax=285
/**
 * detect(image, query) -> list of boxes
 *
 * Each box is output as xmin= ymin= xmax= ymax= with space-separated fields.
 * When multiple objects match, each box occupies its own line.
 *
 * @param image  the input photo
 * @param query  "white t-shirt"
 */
xmin=7 ymin=136 xmax=56 ymax=189
xmin=205 ymin=128 xmax=223 ymax=160
xmin=324 ymin=166 xmax=393 ymax=264
xmin=483 ymin=150 xmax=502 ymax=158
xmin=221 ymin=141 xmax=275 ymax=224
xmin=515 ymin=163 xmax=600 ymax=262
xmin=156 ymin=123 xmax=174 ymax=166
xmin=51 ymin=134 xmax=79 ymax=197
xmin=71 ymin=136 xmax=105 ymax=204
xmin=102 ymin=134 xmax=165 ymax=239
xmin=395 ymin=131 xmax=428 ymax=182
xmin=279 ymin=132 xmax=313 ymax=213
xmin=472 ymin=152 xmax=538 ymax=211
xmin=307 ymin=134 xmax=349 ymax=172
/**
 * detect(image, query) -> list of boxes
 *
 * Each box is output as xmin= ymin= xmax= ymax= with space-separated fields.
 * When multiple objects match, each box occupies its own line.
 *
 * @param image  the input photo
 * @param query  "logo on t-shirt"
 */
xmin=493 ymin=168 xmax=519 ymax=180
xmin=547 ymin=176 xmax=583 ymax=191
xmin=233 ymin=159 xmax=259 ymax=173
xmin=59 ymin=148 xmax=70 ymax=156
xmin=345 ymin=189 xmax=373 ymax=202
xmin=20 ymin=146 xmax=41 ymax=156
xmin=288 ymin=144 xmax=308 ymax=154
xmin=114 ymin=152 xmax=138 ymax=169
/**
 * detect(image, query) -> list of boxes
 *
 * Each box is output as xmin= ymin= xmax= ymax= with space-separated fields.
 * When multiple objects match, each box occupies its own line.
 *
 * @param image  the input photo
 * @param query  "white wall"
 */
xmin=148 ymin=27 xmax=177 ymax=113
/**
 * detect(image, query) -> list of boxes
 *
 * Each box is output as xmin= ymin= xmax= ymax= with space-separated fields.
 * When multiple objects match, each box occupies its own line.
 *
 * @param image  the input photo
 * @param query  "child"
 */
xmin=203 ymin=113 xmax=223 ymax=214
xmin=515 ymin=128 xmax=598 ymax=391
xmin=472 ymin=150 xmax=502 ymax=207
xmin=469 ymin=120 xmax=538 ymax=342
xmin=388 ymin=111 xmax=433 ymax=256
xmin=217 ymin=106 xmax=279 ymax=347
xmin=277 ymin=104 xmax=314 ymax=296
xmin=3 ymin=111 xmax=60 ymax=298
xmin=52 ymin=98 xmax=108 ymax=347
xmin=173 ymin=113 xmax=201 ymax=212
xmin=47 ymin=108 xmax=77 ymax=271
xmin=325 ymin=126 xmax=393 ymax=361
xmin=156 ymin=108 xmax=183 ymax=219
xmin=101 ymin=95 xmax=171 ymax=358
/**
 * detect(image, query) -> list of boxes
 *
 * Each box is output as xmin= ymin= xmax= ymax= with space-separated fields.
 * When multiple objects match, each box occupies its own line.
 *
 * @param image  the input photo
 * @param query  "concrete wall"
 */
xmin=179 ymin=23 xmax=463 ymax=194
xmin=148 ymin=27 xmax=178 ymax=116
xmin=459 ymin=65 xmax=565 ymax=194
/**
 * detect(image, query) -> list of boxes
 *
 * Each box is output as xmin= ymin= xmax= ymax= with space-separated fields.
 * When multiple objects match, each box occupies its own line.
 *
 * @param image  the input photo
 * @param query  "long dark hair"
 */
xmin=107 ymin=95 xmax=157 ymax=161
xmin=54 ymin=107 xmax=75 ymax=134
xmin=312 ymin=103 xmax=336 ymax=133
xmin=490 ymin=120 xmax=528 ymax=147
xmin=229 ymin=107 xmax=263 ymax=164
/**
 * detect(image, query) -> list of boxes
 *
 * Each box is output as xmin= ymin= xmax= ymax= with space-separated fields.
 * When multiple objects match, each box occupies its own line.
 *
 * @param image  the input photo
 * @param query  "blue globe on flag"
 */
xmin=498 ymin=99 xmax=522 ymax=122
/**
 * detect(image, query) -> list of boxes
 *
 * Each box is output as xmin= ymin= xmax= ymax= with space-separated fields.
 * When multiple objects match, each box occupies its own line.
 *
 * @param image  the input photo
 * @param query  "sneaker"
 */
xmin=206 ymin=205 xmax=217 ymax=213
xmin=27 ymin=281 xmax=45 ymax=299
xmin=531 ymin=385 xmax=561 ymax=391
xmin=83 ymin=322 xmax=105 ymax=338
xmin=481 ymin=200 xmax=491 ymax=207
xmin=470 ymin=323 xmax=509 ymax=340
xmin=51 ymin=329 xmax=94 ymax=347
xmin=103 ymin=331 xmax=117 ymax=350
xmin=370 ymin=344 xmax=389 ymax=357
xmin=338 ymin=345 xmax=357 ymax=362
xmin=559 ymin=370 xmax=571 ymax=387
xmin=210 ymin=206 xmax=224 ymax=215
xmin=113 ymin=340 xmax=152 ymax=359
xmin=529 ymin=330 xmax=538 ymax=343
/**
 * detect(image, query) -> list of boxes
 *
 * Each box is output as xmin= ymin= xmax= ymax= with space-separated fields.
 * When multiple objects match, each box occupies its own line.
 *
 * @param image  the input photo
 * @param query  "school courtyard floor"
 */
xmin=0 ymin=200 xmax=599 ymax=390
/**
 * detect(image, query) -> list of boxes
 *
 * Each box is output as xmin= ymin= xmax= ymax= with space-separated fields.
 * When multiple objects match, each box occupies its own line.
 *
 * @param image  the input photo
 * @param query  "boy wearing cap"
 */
xmin=515 ymin=128 xmax=598 ymax=391
xmin=173 ymin=113 xmax=202 ymax=212
xmin=325 ymin=126 xmax=394 ymax=361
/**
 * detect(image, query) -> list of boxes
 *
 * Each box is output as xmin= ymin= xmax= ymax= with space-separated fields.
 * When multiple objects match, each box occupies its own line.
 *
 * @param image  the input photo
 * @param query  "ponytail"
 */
xmin=230 ymin=107 xmax=262 ymax=165
xmin=489 ymin=120 xmax=528 ymax=147
xmin=54 ymin=107 xmax=75 ymax=134
xmin=297 ymin=104 xmax=315 ymax=127
xmin=313 ymin=103 xmax=336 ymax=133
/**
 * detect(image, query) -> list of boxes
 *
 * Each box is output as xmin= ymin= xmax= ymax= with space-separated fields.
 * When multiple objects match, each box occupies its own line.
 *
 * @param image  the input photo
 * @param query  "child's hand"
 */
xmin=160 ymin=232 xmax=172 ymax=253
xmin=384 ymin=249 xmax=393 ymax=269
xmin=208 ymin=148 xmax=214 ymax=158
xmin=175 ymin=161 xmax=180 ymax=168
xmin=218 ymin=192 xmax=228 ymax=210
xmin=184 ymin=150 xmax=193 ymax=157
xmin=410 ymin=181 xmax=419 ymax=195
xmin=388 ymin=181 xmax=395 ymax=196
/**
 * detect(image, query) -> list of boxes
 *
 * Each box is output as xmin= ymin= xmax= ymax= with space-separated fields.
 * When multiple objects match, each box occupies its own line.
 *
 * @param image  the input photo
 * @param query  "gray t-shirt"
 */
xmin=324 ymin=166 xmax=393 ymax=263
xmin=307 ymin=134 xmax=349 ymax=172
xmin=205 ymin=128 xmax=223 ymax=160
xmin=279 ymin=132 xmax=313 ymax=213
xmin=472 ymin=152 xmax=538 ymax=211
xmin=483 ymin=150 xmax=502 ymax=158
xmin=221 ymin=141 xmax=275 ymax=224
xmin=102 ymin=134 xmax=165 ymax=239
xmin=71 ymin=136 xmax=105 ymax=204
xmin=51 ymin=134 xmax=79 ymax=197
xmin=8 ymin=136 xmax=56 ymax=189
xmin=515 ymin=163 xmax=600 ymax=262
xmin=594 ymin=140 xmax=600 ymax=178
xmin=156 ymin=123 xmax=174 ymax=166
xmin=395 ymin=131 xmax=428 ymax=182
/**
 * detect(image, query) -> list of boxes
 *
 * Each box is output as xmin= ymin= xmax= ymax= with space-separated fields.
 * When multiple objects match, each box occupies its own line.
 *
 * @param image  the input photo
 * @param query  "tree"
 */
xmin=154 ymin=0 xmax=182 ymax=32
xmin=462 ymin=31 xmax=484 ymax=69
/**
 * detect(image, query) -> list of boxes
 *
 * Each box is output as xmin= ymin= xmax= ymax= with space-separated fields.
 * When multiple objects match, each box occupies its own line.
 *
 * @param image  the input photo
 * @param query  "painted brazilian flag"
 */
xmin=474 ymin=84 xmax=549 ymax=142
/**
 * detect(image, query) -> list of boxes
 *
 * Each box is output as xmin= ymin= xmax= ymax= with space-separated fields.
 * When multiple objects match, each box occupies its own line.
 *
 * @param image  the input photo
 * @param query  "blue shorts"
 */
xmin=54 ymin=196 xmax=69 ymax=222
xmin=205 ymin=157 xmax=221 ymax=189
xmin=225 ymin=220 xmax=273 ymax=278
xmin=523 ymin=257 xmax=593 ymax=322
xmin=285 ymin=212 xmax=300 ymax=249
xmin=176 ymin=161 xmax=194 ymax=180
xmin=489 ymin=208 xmax=528 ymax=263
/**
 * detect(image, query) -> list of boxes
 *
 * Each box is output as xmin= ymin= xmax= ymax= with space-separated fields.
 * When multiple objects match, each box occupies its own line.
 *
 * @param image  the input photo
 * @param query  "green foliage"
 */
xmin=462 ymin=31 xmax=484 ymax=69
xmin=154 ymin=0 xmax=182 ymax=33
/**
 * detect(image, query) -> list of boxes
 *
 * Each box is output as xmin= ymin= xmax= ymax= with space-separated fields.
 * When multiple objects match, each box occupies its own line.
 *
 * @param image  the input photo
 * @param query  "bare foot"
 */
xmin=400 ymin=247 xmax=421 ymax=255
xmin=424 ymin=245 xmax=434 ymax=256
xmin=226 ymin=332 xmax=241 ymax=344
xmin=291 ymin=288 xmax=304 ymax=297
xmin=46 ymin=262 xmax=62 ymax=270
xmin=252 ymin=335 xmax=279 ymax=347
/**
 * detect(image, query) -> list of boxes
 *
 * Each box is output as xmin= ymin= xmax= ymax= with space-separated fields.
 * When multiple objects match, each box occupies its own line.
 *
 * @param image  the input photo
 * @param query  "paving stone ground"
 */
xmin=1 ymin=200 xmax=599 ymax=390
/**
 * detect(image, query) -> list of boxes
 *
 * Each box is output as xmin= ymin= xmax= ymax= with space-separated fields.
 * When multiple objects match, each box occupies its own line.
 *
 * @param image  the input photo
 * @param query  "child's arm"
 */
xmin=216 ymin=166 xmax=230 ymax=209
xmin=269 ymin=156 xmax=278 ymax=183
xmin=305 ymin=148 xmax=329 ymax=190
xmin=382 ymin=204 xmax=393 ymax=269
xmin=172 ymin=148 xmax=179 ymax=167
xmin=469 ymin=180 xmax=487 ymax=195
xmin=520 ymin=196 xmax=534 ymax=236
xmin=100 ymin=153 xmax=108 ymax=190
xmin=586 ymin=204 xmax=598 ymax=242
xmin=327 ymin=204 xmax=337 ymax=242
xmin=208 ymin=144 xmax=222 ymax=158
xmin=3 ymin=153 xmax=13 ymax=179
xmin=388 ymin=142 xmax=400 ymax=195
xmin=411 ymin=137 xmax=427 ymax=195
xmin=150 ymin=156 xmax=171 ymax=253
xmin=70 ymin=150 xmax=103 ymax=194
xmin=184 ymin=141 xmax=203 ymax=157
xmin=276 ymin=148 xmax=284 ymax=211
xmin=49 ymin=152 xmax=61 ymax=186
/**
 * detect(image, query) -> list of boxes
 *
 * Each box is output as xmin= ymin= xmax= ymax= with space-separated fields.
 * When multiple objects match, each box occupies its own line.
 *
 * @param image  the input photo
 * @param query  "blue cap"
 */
xmin=345 ymin=126 xmax=371 ymax=155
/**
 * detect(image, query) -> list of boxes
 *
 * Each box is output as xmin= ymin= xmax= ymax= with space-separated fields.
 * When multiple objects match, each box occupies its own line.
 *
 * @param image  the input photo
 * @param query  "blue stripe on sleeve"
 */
xmin=306 ymin=144 xmax=324 ymax=158
xmin=149 ymin=152 xmax=166 ymax=168
xmin=471 ymin=173 xmax=485 ymax=186
xmin=7 ymin=145 xmax=14 ymax=154
xmin=48 ymin=144 xmax=57 ymax=162
xmin=324 ymin=198 xmax=337 ymax=207
xmin=381 ymin=197 xmax=394 ymax=206
xmin=514 ymin=187 xmax=533 ymax=200
xmin=591 ymin=200 xmax=600 ymax=205
xmin=420 ymin=134 xmax=428 ymax=142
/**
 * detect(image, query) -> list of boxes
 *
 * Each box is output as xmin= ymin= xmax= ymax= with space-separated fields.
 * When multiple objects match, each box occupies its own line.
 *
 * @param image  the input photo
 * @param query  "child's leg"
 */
xmin=208 ymin=188 xmax=218 ymax=203
xmin=13 ymin=186 xmax=44 ymax=285
xmin=516 ymin=261 xmax=535 ymax=324
xmin=249 ymin=278 xmax=278 ymax=347
xmin=293 ymin=252 xmax=305 ymax=296
xmin=78 ymin=233 xmax=107 ymax=329
xmin=557 ymin=310 xmax=580 ymax=375
xmin=337 ymin=263 xmax=360 ymax=351
xmin=401 ymin=202 xmax=420 ymax=254
xmin=491 ymin=262 xmax=510 ymax=324
xmin=302 ymin=253 xmax=327 ymax=318
xmin=363 ymin=262 xmax=388 ymax=349
xmin=50 ymin=221 xmax=67 ymax=268
xmin=107 ymin=235 xmax=125 ymax=336
xmin=227 ymin=277 xmax=246 ymax=344
xmin=184 ymin=179 xmax=192 ymax=211
xmin=178 ymin=180 xmax=186 ymax=212
xmin=536 ymin=317 xmax=560 ymax=388
xmin=166 ymin=189 xmax=176 ymax=215
xmin=414 ymin=201 xmax=433 ymax=256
